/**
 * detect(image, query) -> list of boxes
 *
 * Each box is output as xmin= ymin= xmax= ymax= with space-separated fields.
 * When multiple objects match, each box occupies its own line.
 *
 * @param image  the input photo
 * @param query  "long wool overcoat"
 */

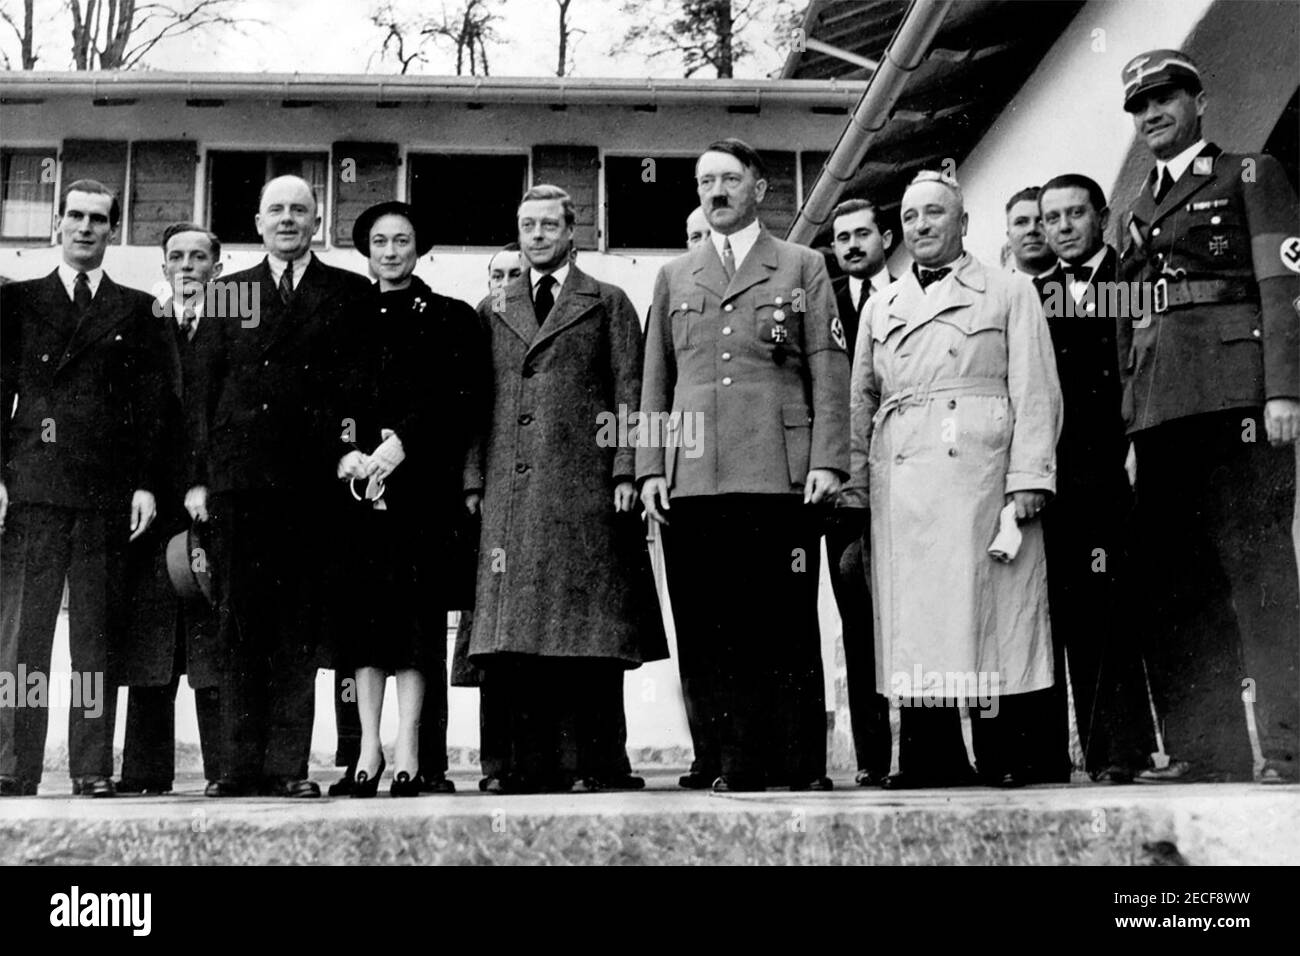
xmin=849 ymin=253 xmax=1063 ymax=700
xmin=466 ymin=265 xmax=667 ymax=667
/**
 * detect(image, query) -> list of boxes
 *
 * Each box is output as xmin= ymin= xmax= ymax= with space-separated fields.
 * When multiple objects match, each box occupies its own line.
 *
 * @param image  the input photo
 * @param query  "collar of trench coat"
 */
xmin=884 ymin=251 xmax=988 ymax=343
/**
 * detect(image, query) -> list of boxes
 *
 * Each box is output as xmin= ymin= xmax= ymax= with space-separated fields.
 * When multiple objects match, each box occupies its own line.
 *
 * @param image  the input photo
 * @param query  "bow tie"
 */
xmin=916 ymin=266 xmax=951 ymax=291
xmin=1063 ymin=267 xmax=1090 ymax=287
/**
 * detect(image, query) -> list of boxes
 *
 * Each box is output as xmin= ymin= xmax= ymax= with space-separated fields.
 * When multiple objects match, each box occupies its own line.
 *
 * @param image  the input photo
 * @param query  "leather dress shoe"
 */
xmin=206 ymin=777 xmax=261 ymax=798
xmin=711 ymin=774 xmax=766 ymax=792
xmin=327 ymin=766 xmax=356 ymax=797
xmin=581 ymin=774 xmax=646 ymax=792
xmin=264 ymin=777 xmax=321 ymax=799
xmin=0 ymin=774 xmax=31 ymax=797
xmin=478 ymin=776 xmax=499 ymax=792
xmin=678 ymin=771 xmax=718 ymax=790
xmin=117 ymin=777 xmax=172 ymax=795
xmin=1090 ymin=765 xmax=1135 ymax=785
xmin=854 ymin=769 xmax=886 ymax=787
xmin=881 ymin=769 xmax=978 ymax=790
xmin=1258 ymin=759 xmax=1297 ymax=784
xmin=72 ymin=776 xmax=116 ymax=798
xmin=420 ymin=774 xmax=456 ymax=794
xmin=789 ymin=776 xmax=834 ymax=791
xmin=1135 ymin=759 xmax=1193 ymax=783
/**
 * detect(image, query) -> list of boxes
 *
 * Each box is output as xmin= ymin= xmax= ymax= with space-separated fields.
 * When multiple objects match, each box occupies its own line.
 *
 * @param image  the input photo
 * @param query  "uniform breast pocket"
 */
xmin=1185 ymin=208 xmax=1248 ymax=268
xmin=670 ymin=294 xmax=705 ymax=351
xmin=754 ymin=294 xmax=802 ymax=355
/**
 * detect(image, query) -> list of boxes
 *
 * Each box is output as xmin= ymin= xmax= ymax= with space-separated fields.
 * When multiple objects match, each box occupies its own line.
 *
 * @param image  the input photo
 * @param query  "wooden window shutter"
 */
xmin=129 ymin=141 xmax=197 ymax=246
xmin=758 ymin=150 xmax=798 ymax=237
xmin=60 ymin=139 xmax=128 ymax=229
xmin=531 ymin=145 xmax=599 ymax=250
xmin=332 ymin=142 xmax=400 ymax=247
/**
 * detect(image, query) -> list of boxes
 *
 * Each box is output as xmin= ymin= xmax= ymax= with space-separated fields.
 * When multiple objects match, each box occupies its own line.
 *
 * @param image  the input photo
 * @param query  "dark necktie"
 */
xmin=179 ymin=307 xmax=197 ymax=342
xmin=534 ymin=273 xmax=556 ymax=324
xmin=916 ymin=266 xmax=950 ymax=291
xmin=1153 ymin=166 xmax=1175 ymax=204
xmin=721 ymin=238 xmax=736 ymax=280
xmin=853 ymin=282 xmax=867 ymax=316
xmin=278 ymin=260 xmax=294 ymax=305
xmin=73 ymin=271 xmax=92 ymax=315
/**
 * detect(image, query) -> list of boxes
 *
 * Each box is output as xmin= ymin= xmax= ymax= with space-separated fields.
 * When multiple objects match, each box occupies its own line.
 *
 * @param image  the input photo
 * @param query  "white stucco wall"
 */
xmin=955 ymin=0 xmax=1216 ymax=266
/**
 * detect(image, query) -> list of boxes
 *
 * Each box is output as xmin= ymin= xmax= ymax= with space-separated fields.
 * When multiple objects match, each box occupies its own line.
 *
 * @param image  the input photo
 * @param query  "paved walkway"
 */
xmin=2 ymin=770 xmax=1296 ymax=865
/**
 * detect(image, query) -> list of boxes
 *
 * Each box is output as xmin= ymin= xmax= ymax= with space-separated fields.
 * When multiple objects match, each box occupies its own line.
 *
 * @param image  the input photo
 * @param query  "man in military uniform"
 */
xmin=1117 ymin=50 xmax=1300 ymax=783
xmin=638 ymin=138 xmax=850 ymax=792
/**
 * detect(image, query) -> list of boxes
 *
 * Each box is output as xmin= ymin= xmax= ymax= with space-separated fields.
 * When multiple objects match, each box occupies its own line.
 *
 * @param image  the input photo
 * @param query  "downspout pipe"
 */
xmin=786 ymin=0 xmax=954 ymax=246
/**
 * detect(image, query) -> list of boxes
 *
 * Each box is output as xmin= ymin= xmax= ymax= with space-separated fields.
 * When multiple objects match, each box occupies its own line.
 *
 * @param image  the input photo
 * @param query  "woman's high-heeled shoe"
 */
xmin=390 ymin=770 xmax=422 ymax=797
xmin=351 ymin=756 xmax=386 ymax=799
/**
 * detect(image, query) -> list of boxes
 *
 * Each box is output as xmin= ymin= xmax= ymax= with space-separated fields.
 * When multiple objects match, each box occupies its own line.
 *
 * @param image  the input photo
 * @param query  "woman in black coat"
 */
xmin=331 ymin=201 xmax=485 ymax=796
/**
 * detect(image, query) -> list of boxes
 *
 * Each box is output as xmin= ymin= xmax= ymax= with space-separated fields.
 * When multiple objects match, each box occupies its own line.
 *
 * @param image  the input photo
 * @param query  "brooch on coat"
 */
xmin=412 ymin=297 xmax=428 ymax=314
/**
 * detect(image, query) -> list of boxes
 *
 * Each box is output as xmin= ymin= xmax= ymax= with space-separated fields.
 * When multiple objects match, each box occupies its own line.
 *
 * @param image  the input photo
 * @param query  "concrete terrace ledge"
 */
xmin=1 ymin=774 xmax=1296 ymax=866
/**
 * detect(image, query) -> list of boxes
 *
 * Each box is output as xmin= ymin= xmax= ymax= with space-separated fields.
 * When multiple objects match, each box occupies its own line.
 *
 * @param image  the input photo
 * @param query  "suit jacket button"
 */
xmin=722 ymin=326 xmax=732 ymax=335
xmin=1253 ymin=329 xmax=1261 ymax=338
xmin=722 ymin=376 xmax=733 ymax=386
xmin=519 ymin=414 xmax=533 ymax=425
xmin=721 ymin=352 xmax=731 ymax=361
xmin=1151 ymin=227 xmax=1161 ymax=236
xmin=41 ymin=353 xmax=50 ymax=362
xmin=261 ymin=403 xmax=269 ymax=411
xmin=515 ymin=462 xmax=529 ymax=474
xmin=724 ymin=304 xmax=734 ymax=312
xmin=948 ymin=448 xmax=958 ymax=457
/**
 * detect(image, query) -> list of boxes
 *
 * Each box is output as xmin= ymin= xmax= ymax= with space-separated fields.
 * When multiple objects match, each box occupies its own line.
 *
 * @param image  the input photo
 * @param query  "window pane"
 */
xmin=207 ymin=150 xmax=328 ymax=245
xmin=605 ymin=155 xmax=698 ymax=250
xmin=1 ymin=150 xmax=56 ymax=240
xmin=408 ymin=153 xmax=528 ymax=247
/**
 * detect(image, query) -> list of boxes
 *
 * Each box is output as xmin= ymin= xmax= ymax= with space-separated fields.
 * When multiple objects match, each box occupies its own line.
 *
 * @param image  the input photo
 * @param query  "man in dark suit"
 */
xmin=639 ymin=139 xmax=850 ymax=792
xmin=1031 ymin=175 xmax=1156 ymax=784
xmin=0 ymin=179 xmax=172 ymax=798
xmin=466 ymin=185 xmax=665 ymax=794
xmin=1116 ymin=51 xmax=1300 ymax=783
xmin=825 ymin=198 xmax=894 ymax=787
xmin=118 ymin=223 xmax=226 ymax=796
xmin=187 ymin=175 xmax=369 ymax=798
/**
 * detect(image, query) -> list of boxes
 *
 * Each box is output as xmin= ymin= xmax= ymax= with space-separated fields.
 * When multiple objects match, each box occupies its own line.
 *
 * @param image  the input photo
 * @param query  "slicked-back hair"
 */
xmin=831 ymin=197 xmax=880 ymax=227
xmin=59 ymin=179 xmax=121 ymax=229
xmin=700 ymin=138 xmax=768 ymax=180
xmin=519 ymin=184 xmax=575 ymax=227
xmin=1039 ymin=174 xmax=1108 ymax=216
xmin=161 ymin=222 xmax=222 ymax=261
xmin=1005 ymin=186 xmax=1041 ymax=214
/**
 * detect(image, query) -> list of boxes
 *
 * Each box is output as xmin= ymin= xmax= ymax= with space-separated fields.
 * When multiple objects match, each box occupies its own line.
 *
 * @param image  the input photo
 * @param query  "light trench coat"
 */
xmin=848 ymin=253 xmax=1063 ymax=700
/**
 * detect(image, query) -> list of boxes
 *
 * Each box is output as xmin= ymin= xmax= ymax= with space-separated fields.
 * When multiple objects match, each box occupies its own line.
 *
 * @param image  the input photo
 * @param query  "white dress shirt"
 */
xmin=57 ymin=262 xmax=104 ymax=301
xmin=710 ymin=218 xmax=762 ymax=273
xmin=1156 ymin=138 xmax=1208 ymax=193
xmin=267 ymin=250 xmax=313 ymax=291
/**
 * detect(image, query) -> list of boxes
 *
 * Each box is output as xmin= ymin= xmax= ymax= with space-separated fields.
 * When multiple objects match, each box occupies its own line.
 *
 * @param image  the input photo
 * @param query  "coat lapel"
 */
xmin=890 ymin=254 xmax=979 ymax=340
xmin=1151 ymin=143 xmax=1221 ymax=224
xmin=26 ymin=271 xmax=68 ymax=333
xmin=722 ymin=229 xmax=778 ymax=303
xmin=497 ymin=276 xmax=540 ymax=345
xmin=526 ymin=266 xmax=602 ymax=360
xmin=260 ymin=256 xmax=326 ymax=357
xmin=57 ymin=275 xmax=136 ymax=372
xmin=691 ymin=240 xmax=728 ymax=300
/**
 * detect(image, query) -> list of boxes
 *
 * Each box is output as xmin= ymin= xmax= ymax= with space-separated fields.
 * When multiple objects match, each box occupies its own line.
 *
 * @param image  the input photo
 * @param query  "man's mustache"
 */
xmin=710 ymin=198 xmax=730 ymax=209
